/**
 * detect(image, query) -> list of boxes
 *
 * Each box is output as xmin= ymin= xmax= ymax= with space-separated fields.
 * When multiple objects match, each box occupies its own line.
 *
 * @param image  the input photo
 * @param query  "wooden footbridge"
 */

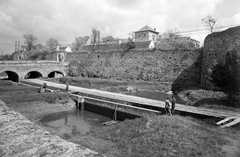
xmin=20 ymin=79 xmax=240 ymax=128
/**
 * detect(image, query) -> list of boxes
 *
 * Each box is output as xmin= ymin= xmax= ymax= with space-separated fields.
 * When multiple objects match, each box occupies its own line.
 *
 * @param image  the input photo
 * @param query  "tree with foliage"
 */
xmin=211 ymin=63 xmax=235 ymax=94
xmin=124 ymin=38 xmax=135 ymax=51
xmin=202 ymin=15 xmax=217 ymax=33
xmin=0 ymin=54 xmax=13 ymax=60
xmin=72 ymin=36 xmax=90 ymax=51
xmin=102 ymin=36 xmax=118 ymax=43
xmin=91 ymin=28 xmax=100 ymax=44
xmin=35 ymin=43 xmax=45 ymax=51
xmin=46 ymin=38 xmax=59 ymax=50
xmin=23 ymin=34 xmax=38 ymax=51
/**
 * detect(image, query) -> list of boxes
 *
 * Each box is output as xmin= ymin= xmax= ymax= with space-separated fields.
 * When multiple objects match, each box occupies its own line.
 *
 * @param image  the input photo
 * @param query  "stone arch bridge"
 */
xmin=0 ymin=61 xmax=69 ymax=82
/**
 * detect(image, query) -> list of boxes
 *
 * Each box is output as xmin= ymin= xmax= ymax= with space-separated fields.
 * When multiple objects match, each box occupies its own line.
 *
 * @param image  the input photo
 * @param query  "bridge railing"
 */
xmin=0 ymin=60 xmax=69 ymax=64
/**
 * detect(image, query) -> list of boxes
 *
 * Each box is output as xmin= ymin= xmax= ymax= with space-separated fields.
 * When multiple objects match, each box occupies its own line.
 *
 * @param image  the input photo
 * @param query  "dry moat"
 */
xmin=1 ymin=79 xmax=240 ymax=157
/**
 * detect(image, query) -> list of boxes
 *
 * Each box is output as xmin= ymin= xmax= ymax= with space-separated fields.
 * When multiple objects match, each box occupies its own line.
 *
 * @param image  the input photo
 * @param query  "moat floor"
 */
xmin=1 ymin=80 xmax=240 ymax=157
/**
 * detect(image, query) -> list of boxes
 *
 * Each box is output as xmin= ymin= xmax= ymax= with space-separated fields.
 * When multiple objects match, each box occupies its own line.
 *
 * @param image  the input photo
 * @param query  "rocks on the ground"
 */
xmin=178 ymin=89 xmax=226 ymax=106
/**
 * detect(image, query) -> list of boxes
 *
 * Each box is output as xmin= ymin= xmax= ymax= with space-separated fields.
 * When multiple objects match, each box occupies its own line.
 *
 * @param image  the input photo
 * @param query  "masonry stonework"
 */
xmin=226 ymin=42 xmax=240 ymax=94
xmin=0 ymin=61 xmax=69 ymax=81
xmin=201 ymin=26 xmax=240 ymax=89
xmin=65 ymin=49 xmax=201 ymax=91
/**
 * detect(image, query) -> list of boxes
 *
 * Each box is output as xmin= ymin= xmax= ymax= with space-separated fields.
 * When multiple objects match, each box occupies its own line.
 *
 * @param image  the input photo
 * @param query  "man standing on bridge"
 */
xmin=171 ymin=96 xmax=176 ymax=114
xmin=165 ymin=98 xmax=172 ymax=116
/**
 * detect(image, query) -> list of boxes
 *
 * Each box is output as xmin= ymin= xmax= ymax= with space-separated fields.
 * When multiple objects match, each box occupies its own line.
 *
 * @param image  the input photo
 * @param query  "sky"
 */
xmin=0 ymin=0 xmax=240 ymax=54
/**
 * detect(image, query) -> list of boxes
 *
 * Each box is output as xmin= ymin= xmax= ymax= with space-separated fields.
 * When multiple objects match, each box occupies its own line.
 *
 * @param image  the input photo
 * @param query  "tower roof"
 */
xmin=135 ymin=25 xmax=159 ymax=34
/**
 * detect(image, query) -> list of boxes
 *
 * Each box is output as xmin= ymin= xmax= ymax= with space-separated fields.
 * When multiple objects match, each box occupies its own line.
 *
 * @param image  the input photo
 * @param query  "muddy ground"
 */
xmin=1 ymin=80 xmax=240 ymax=157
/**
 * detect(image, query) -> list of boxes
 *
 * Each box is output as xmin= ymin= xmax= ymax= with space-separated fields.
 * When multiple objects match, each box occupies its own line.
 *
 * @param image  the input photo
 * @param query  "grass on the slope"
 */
xmin=86 ymin=115 xmax=240 ymax=157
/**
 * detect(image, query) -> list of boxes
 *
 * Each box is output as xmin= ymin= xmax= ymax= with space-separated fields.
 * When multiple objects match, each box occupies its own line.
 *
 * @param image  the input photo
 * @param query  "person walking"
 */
xmin=165 ymin=98 xmax=172 ymax=116
xmin=171 ymin=96 xmax=176 ymax=114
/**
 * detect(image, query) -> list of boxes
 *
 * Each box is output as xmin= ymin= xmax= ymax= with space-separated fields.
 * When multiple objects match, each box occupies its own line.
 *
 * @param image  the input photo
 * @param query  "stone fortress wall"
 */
xmin=65 ymin=49 xmax=202 ymax=91
xmin=201 ymin=26 xmax=240 ymax=90
xmin=60 ymin=26 xmax=240 ymax=92
xmin=43 ymin=26 xmax=240 ymax=93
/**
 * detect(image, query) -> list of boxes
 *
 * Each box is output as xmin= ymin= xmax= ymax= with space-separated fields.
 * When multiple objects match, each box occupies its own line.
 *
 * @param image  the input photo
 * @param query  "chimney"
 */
xmin=154 ymin=28 xmax=156 ymax=31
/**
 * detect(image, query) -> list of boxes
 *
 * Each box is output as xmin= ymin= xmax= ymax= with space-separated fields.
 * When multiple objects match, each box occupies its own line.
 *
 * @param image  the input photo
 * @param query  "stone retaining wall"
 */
xmin=65 ymin=49 xmax=201 ymax=91
xmin=0 ymin=100 xmax=103 ymax=157
xmin=201 ymin=26 xmax=240 ymax=89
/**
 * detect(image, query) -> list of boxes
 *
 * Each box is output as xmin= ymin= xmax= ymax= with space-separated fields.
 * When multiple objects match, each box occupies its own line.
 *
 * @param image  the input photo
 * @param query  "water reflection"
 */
xmin=40 ymin=109 xmax=111 ymax=135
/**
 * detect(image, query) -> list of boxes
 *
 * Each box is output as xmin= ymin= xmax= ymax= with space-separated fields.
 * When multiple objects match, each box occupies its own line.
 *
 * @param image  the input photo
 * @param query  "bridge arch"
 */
xmin=24 ymin=71 xmax=43 ymax=79
xmin=0 ymin=70 xmax=19 ymax=82
xmin=48 ymin=71 xmax=64 ymax=78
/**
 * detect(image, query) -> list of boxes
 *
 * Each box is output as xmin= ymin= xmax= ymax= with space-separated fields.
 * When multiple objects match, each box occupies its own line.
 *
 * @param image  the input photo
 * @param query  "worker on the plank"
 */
xmin=165 ymin=97 xmax=172 ymax=116
xmin=171 ymin=96 xmax=176 ymax=114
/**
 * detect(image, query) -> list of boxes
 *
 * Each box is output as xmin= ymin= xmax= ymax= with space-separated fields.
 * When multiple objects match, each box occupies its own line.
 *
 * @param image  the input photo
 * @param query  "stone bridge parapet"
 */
xmin=0 ymin=61 xmax=69 ymax=81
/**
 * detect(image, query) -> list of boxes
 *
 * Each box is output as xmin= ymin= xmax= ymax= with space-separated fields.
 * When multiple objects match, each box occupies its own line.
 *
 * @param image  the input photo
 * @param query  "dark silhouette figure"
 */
xmin=171 ymin=96 xmax=176 ymax=114
xmin=66 ymin=82 xmax=69 ymax=93
xmin=42 ymin=83 xmax=47 ymax=93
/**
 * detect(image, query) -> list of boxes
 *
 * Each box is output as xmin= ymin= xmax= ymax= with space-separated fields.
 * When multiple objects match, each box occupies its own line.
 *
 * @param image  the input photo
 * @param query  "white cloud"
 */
xmin=0 ymin=0 xmax=237 ymax=53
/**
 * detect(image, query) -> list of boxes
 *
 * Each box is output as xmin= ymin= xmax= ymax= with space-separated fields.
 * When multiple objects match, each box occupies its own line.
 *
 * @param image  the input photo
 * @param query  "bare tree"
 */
xmin=91 ymin=28 xmax=100 ymax=44
xmin=163 ymin=29 xmax=180 ymax=42
xmin=72 ymin=36 xmax=90 ymax=51
xmin=128 ymin=31 xmax=134 ymax=40
xmin=23 ymin=34 xmax=37 ymax=51
xmin=202 ymin=15 xmax=217 ymax=33
xmin=46 ymin=38 xmax=59 ymax=49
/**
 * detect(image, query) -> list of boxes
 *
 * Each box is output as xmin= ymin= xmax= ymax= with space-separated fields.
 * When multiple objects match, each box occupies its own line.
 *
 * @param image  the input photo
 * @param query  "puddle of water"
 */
xmin=132 ymin=91 xmax=184 ymax=104
xmin=39 ymin=90 xmax=184 ymax=137
xmin=40 ymin=109 xmax=111 ymax=135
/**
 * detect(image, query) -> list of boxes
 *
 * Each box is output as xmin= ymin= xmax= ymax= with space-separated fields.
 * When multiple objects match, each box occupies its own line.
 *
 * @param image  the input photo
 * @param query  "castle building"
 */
xmin=134 ymin=25 xmax=159 ymax=43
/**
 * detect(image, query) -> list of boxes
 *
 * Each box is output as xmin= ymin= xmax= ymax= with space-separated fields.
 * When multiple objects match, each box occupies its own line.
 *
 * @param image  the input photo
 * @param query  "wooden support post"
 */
xmin=77 ymin=96 xmax=80 ymax=109
xmin=81 ymin=97 xmax=85 ymax=110
xmin=113 ymin=105 xmax=118 ymax=121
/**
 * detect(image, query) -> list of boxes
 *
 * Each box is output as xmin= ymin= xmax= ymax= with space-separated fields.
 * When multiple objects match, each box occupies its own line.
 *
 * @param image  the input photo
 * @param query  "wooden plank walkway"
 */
xmin=20 ymin=79 xmax=240 ymax=121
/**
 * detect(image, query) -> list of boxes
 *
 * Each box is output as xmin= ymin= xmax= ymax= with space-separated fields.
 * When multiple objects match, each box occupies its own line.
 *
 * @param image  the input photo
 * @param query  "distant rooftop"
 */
xmin=58 ymin=46 xmax=68 ymax=51
xmin=135 ymin=25 xmax=159 ymax=34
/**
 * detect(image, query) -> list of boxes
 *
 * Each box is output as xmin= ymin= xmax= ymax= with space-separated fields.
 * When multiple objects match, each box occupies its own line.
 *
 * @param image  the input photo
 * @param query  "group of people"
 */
xmin=165 ymin=96 xmax=176 ymax=116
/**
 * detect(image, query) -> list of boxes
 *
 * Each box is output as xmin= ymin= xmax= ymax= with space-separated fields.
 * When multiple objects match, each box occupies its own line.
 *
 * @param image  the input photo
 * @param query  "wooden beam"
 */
xmin=21 ymin=79 xmax=240 ymax=121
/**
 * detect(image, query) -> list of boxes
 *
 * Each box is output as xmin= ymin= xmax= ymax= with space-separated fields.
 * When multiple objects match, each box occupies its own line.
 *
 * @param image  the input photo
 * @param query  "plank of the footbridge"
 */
xmin=21 ymin=79 xmax=240 ymax=119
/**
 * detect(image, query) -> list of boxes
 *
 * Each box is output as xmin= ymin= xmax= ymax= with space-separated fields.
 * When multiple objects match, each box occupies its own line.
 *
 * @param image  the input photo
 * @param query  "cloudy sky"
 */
xmin=0 ymin=0 xmax=239 ymax=54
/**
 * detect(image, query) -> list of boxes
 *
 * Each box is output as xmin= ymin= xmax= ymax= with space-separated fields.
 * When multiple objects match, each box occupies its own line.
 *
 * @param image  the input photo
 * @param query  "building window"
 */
xmin=144 ymin=34 xmax=145 ymax=37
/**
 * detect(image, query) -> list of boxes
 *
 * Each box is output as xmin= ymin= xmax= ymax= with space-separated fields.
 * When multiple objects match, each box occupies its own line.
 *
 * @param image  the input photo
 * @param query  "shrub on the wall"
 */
xmin=211 ymin=63 xmax=239 ymax=106
xmin=211 ymin=63 xmax=236 ymax=94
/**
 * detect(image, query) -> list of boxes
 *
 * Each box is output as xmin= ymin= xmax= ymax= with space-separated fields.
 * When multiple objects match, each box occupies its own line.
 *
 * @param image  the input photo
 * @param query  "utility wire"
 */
xmin=176 ymin=24 xmax=240 ymax=34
